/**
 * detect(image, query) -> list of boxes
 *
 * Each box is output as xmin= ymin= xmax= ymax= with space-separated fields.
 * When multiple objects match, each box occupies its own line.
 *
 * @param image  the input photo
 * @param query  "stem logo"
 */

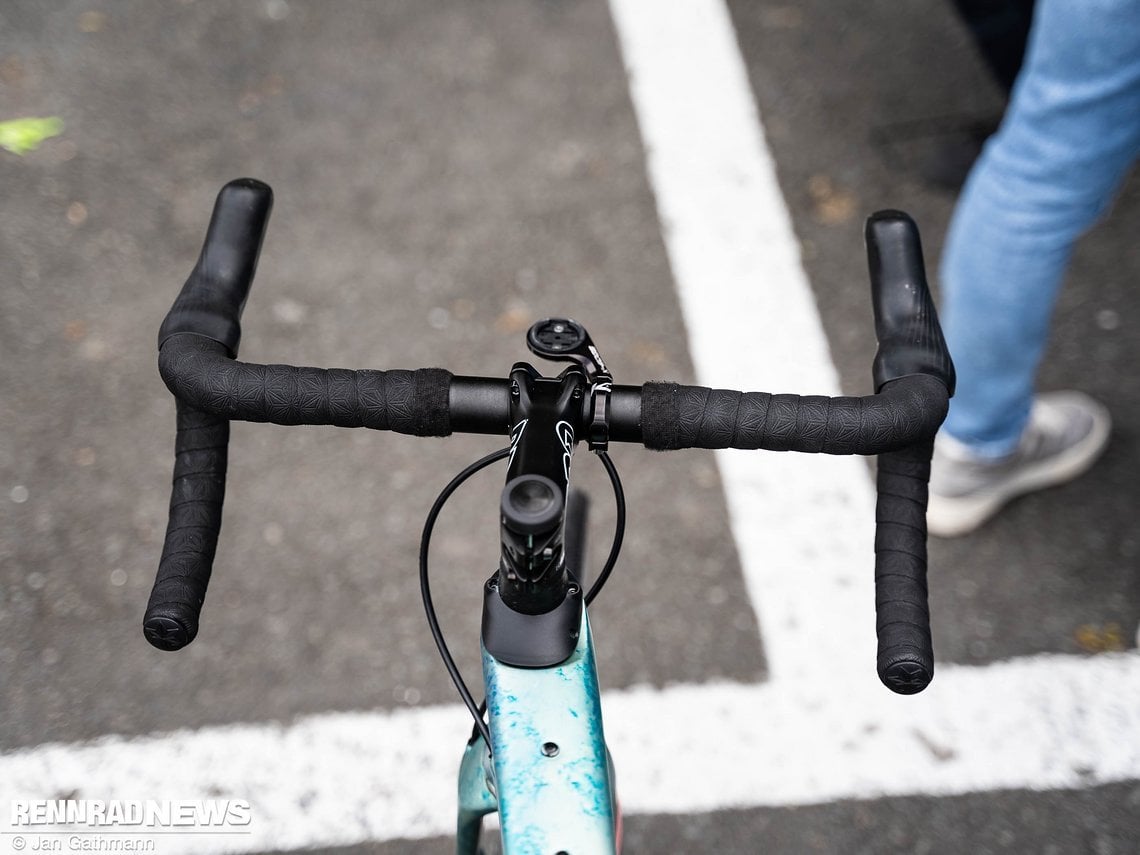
xmin=508 ymin=419 xmax=528 ymax=469
xmin=556 ymin=421 xmax=575 ymax=481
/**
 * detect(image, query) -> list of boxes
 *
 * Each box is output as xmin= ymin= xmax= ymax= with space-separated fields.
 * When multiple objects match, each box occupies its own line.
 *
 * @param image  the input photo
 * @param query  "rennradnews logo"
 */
xmin=9 ymin=799 xmax=252 ymax=828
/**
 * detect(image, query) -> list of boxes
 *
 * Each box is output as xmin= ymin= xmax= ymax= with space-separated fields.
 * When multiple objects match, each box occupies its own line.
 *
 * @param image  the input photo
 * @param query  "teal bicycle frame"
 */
xmin=457 ymin=607 xmax=619 ymax=853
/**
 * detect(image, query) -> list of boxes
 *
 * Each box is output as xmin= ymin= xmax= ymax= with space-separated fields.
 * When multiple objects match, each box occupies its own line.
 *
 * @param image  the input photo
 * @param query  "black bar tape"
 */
xmin=640 ymin=374 xmax=947 ymax=455
xmin=145 ymin=179 xmax=271 ymax=651
xmin=144 ymin=401 xmax=228 ymax=650
xmin=874 ymin=437 xmax=935 ymax=693
xmin=159 ymin=334 xmax=453 ymax=436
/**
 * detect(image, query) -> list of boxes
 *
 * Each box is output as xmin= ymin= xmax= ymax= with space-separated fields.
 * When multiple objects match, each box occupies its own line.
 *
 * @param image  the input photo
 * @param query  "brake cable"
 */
xmin=585 ymin=451 xmax=624 ymax=606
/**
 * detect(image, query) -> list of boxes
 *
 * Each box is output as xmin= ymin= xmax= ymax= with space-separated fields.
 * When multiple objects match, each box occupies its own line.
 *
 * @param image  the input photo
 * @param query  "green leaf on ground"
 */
xmin=0 ymin=116 xmax=64 ymax=155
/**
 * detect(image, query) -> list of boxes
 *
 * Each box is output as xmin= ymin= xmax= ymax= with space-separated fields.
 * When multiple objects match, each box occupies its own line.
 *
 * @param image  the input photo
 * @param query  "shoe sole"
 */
xmin=926 ymin=399 xmax=1111 ymax=538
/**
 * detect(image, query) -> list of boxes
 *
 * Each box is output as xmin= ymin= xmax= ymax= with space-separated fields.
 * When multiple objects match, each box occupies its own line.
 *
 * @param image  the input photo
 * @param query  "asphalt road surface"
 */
xmin=2 ymin=1 xmax=1138 ymax=853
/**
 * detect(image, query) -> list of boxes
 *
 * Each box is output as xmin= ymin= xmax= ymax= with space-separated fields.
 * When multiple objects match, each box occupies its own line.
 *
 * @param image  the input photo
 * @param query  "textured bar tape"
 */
xmin=640 ymin=374 xmax=947 ymax=454
xmin=159 ymin=334 xmax=453 ymax=436
xmin=144 ymin=401 xmax=228 ymax=650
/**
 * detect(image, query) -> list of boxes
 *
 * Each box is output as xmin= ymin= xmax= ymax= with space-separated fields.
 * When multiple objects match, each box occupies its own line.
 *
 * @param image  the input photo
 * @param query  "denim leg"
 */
xmin=938 ymin=0 xmax=1140 ymax=458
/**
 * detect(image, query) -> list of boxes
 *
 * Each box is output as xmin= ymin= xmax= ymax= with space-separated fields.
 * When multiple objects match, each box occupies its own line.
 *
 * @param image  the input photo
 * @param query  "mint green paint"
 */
xmin=456 ymin=607 xmax=617 ymax=854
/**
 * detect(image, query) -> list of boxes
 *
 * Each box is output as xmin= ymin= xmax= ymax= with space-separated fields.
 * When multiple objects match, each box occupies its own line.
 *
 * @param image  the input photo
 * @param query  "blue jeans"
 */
xmin=938 ymin=0 xmax=1140 ymax=458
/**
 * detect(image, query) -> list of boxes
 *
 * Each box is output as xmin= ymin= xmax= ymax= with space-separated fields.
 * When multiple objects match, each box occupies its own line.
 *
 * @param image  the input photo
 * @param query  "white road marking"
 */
xmin=3 ymin=0 xmax=1138 ymax=851
xmin=606 ymin=0 xmax=889 ymax=678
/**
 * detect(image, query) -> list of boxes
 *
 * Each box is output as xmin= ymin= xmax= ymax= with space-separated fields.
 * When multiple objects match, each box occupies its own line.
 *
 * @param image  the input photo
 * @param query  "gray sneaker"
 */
xmin=927 ymin=391 xmax=1111 ymax=537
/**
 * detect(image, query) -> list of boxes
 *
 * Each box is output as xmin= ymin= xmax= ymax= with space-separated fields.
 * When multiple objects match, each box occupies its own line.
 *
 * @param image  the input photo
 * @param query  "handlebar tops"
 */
xmin=145 ymin=178 xmax=954 ymax=695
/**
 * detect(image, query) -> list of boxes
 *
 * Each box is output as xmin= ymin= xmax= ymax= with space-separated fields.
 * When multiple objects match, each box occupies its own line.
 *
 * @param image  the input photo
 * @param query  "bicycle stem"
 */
xmin=482 ymin=363 xmax=592 ymax=668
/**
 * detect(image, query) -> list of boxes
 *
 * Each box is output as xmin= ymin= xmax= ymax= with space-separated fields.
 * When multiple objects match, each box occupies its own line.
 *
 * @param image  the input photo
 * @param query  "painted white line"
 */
xmin=610 ymin=655 xmax=1140 ymax=813
xmin=3 ymin=1 xmax=1138 ymax=852
xmin=607 ymin=0 xmax=877 ymax=679
xmin=0 ymin=706 xmax=469 ymax=852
